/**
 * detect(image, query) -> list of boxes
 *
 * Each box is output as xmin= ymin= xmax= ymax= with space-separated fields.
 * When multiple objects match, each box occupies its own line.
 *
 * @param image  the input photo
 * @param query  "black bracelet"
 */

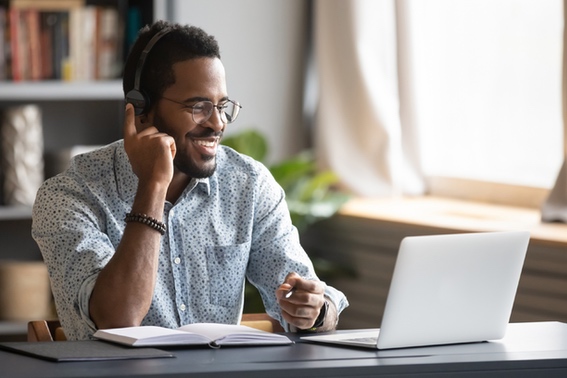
xmin=125 ymin=212 xmax=166 ymax=235
xmin=298 ymin=300 xmax=329 ymax=333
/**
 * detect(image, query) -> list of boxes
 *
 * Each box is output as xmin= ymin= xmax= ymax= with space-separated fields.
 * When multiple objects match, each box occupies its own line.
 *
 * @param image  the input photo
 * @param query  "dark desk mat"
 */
xmin=0 ymin=340 xmax=174 ymax=362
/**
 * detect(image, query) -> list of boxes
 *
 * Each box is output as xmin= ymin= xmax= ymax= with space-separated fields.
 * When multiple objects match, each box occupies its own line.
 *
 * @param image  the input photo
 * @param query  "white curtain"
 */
xmin=313 ymin=0 xmax=424 ymax=197
xmin=541 ymin=0 xmax=567 ymax=223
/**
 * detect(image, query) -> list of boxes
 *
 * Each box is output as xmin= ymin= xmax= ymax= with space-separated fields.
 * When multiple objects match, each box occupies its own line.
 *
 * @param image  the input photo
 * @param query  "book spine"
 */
xmin=59 ymin=11 xmax=71 ymax=81
xmin=97 ymin=7 xmax=120 ymax=80
xmin=68 ymin=6 xmax=80 ymax=80
xmin=40 ymin=12 xmax=54 ymax=80
xmin=8 ymin=8 xmax=22 ymax=82
xmin=51 ymin=11 xmax=63 ymax=80
xmin=81 ymin=6 xmax=97 ymax=81
xmin=27 ymin=9 xmax=41 ymax=81
xmin=19 ymin=9 xmax=31 ymax=81
xmin=0 ymin=6 xmax=6 ymax=81
xmin=68 ymin=6 xmax=97 ymax=81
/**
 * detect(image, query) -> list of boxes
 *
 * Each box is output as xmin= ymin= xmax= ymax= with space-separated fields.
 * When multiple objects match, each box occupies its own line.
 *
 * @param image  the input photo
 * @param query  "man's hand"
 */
xmin=276 ymin=272 xmax=337 ymax=332
xmin=123 ymin=103 xmax=176 ymax=187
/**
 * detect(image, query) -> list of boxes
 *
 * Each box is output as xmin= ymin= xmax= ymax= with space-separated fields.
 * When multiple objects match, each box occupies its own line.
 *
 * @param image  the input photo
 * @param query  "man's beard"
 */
xmin=174 ymin=152 xmax=217 ymax=178
xmin=152 ymin=111 xmax=220 ymax=179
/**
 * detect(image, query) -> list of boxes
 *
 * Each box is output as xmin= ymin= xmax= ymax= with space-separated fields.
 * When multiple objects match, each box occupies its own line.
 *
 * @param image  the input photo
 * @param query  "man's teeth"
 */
xmin=195 ymin=140 xmax=216 ymax=147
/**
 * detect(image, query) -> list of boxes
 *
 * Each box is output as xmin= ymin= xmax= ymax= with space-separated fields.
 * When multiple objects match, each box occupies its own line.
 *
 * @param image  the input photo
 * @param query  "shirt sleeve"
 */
xmin=32 ymin=174 xmax=115 ymax=340
xmin=245 ymin=162 xmax=349 ymax=328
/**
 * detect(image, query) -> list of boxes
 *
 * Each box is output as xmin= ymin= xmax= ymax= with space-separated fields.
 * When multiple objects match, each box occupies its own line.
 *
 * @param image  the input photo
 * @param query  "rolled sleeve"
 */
xmin=78 ymin=273 xmax=99 ymax=335
xmin=324 ymin=284 xmax=349 ymax=316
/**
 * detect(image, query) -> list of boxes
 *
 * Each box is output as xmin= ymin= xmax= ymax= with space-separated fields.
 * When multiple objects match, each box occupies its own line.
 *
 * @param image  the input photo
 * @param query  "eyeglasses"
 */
xmin=161 ymin=97 xmax=242 ymax=125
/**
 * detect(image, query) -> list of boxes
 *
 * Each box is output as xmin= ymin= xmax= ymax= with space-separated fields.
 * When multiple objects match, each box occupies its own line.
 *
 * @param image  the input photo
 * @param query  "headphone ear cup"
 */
xmin=125 ymin=89 xmax=148 ymax=116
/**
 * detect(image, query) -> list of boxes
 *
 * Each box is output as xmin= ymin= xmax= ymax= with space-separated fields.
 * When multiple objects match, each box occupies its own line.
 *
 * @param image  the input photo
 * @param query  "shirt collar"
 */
xmin=194 ymin=177 xmax=211 ymax=195
xmin=115 ymin=140 xmax=211 ymax=201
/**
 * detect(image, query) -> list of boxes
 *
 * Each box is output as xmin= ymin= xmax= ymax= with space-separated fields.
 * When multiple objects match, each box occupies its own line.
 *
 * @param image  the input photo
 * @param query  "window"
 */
xmin=408 ymin=0 xmax=563 ymax=189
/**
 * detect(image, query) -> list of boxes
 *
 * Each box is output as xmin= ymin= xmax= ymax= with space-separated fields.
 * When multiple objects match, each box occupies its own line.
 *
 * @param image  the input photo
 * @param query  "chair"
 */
xmin=27 ymin=319 xmax=66 ymax=342
xmin=28 ymin=313 xmax=284 ymax=342
xmin=240 ymin=313 xmax=285 ymax=333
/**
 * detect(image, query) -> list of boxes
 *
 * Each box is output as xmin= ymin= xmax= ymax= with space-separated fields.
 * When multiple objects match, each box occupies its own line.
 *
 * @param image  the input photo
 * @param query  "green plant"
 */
xmin=222 ymin=129 xmax=353 ymax=312
xmin=222 ymin=130 xmax=350 ymax=233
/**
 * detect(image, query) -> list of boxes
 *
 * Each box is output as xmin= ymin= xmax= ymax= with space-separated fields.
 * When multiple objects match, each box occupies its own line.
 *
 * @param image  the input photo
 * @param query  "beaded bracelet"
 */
xmin=125 ymin=212 xmax=166 ymax=235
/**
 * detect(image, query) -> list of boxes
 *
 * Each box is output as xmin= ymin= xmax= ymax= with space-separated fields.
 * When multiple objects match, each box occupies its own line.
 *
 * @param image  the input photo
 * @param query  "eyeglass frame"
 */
xmin=160 ymin=96 xmax=242 ymax=125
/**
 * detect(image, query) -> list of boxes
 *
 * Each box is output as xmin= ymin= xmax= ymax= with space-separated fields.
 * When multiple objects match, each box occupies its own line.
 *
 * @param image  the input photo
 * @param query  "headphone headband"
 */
xmin=126 ymin=27 xmax=172 ymax=116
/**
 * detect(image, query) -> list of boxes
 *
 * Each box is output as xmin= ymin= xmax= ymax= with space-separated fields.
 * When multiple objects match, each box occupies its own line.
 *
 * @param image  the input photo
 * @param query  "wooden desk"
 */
xmin=1 ymin=322 xmax=567 ymax=377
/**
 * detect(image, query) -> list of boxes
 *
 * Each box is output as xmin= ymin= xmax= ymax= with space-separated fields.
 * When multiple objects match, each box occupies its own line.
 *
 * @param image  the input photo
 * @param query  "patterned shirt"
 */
xmin=32 ymin=140 xmax=348 ymax=340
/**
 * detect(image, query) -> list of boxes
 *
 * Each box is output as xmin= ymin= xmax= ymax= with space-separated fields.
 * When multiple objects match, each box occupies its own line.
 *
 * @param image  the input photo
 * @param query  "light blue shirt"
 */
xmin=32 ymin=140 xmax=348 ymax=340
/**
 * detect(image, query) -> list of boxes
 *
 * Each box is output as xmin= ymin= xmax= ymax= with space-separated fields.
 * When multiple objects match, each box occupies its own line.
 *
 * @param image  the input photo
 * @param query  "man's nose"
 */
xmin=205 ymin=107 xmax=225 ymax=131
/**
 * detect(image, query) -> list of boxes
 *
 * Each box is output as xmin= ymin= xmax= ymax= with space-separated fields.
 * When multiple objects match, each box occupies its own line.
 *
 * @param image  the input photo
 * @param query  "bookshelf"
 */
xmin=0 ymin=0 xmax=157 ymax=260
xmin=0 ymin=80 xmax=124 ymax=100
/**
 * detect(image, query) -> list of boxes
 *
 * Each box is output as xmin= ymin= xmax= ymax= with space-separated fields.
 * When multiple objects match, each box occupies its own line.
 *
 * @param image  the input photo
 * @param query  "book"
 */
xmin=69 ymin=6 xmax=97 ymax=80
xmin=39 ymin=12 xmax=55 ymax=79
xmin=0 ymin=6 xmax=7 ymax=80
xmin=8 ymin=7 xmax=23 ymax=81
xmin=26 ymin=8 xmax=41 ymax=81
xmin=93 ymin=323 xmax=293 ymax=348
xmin=96 ymin=6 xmax=122 ymax=79
xmin=51 ymin=11 xmax=69 ymax=80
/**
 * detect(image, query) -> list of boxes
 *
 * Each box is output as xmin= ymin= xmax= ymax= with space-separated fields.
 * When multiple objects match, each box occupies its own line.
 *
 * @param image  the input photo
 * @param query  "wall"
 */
xmin=169 ymin=0 xmax=311 ymax=163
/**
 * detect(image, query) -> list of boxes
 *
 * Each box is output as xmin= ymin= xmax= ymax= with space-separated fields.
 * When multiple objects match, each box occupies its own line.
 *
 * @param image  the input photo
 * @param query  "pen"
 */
xmin=285 ymin=287 xmax=296 ymax=299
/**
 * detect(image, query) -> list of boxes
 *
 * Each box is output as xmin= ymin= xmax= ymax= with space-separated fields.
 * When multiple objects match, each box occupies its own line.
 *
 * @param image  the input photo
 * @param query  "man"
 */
xmin=32 ymin=20 xmax=348 ymax=340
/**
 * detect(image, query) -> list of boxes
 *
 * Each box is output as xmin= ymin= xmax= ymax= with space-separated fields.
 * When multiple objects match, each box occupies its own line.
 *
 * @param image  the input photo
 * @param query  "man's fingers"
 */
xmin=286 ymin=276 xmax=325 ymax=296
xmin=283 ymin=272 xmax=298 ymax=286
xmin=123 ymin=103 xmax=137 ymax=140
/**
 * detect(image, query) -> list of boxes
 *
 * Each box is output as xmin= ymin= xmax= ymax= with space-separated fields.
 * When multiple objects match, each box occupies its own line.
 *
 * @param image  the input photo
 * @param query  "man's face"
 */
xmin=147 ymin=57 xmax=228 ymax=178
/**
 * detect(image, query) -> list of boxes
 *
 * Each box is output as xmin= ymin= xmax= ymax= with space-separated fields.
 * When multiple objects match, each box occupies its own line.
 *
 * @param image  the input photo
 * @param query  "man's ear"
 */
xmin=134 ymin=114 xmax=148 ymax=132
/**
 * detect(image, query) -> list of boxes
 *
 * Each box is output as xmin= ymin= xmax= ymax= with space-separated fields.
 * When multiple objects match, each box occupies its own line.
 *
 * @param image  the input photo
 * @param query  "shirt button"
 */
xmin=180 ymin=304 xmax=186 ymax=311
xmin=174 ymin=257 xmax=181 ymax=265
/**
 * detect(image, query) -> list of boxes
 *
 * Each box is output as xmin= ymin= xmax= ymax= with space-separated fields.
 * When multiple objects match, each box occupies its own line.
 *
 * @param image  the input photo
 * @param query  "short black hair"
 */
xmin=123 ymin=20 xmax=221 ymax=113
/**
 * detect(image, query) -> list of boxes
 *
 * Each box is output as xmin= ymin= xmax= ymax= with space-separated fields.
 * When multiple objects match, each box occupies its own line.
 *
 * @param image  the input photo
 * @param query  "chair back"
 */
xmin=27 ymin=313 xmax=284 ymax=341
xmin=27 ymin=320 xmax=65 ymax=342
xmin=241 ymin=313 xmax=285 ymax=333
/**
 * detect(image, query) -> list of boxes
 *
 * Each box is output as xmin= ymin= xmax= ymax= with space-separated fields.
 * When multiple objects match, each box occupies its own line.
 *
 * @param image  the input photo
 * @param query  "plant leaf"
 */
xmin=296 ymin=171 xmax=340 ymax=202
xmin=222 ymin=129 xmax=268 ymax=162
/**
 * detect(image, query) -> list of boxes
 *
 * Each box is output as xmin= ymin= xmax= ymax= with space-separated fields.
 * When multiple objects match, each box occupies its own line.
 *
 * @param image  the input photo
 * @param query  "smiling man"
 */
xmin=32 ymin=20 xmax=348 ymax=340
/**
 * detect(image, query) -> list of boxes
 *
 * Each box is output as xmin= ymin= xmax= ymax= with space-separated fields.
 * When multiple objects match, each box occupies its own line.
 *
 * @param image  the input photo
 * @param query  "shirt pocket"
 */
xmin=206 ymin=242 xmax=250 ymax=308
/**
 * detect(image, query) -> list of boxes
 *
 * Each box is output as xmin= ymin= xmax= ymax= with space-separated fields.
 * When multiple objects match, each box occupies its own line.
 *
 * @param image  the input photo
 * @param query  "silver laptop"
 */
xmin=302 ymin=231 xmax=530 ymax=349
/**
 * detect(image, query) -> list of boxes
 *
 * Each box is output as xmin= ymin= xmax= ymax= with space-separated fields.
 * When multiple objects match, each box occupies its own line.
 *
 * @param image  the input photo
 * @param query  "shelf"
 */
xmin=0 ymin=206 xmax=32 ymax=221
xmin=339 ymin=196 xmax=567 ymax=248
xmin=0 ymin=81 xmax=124 ymax=101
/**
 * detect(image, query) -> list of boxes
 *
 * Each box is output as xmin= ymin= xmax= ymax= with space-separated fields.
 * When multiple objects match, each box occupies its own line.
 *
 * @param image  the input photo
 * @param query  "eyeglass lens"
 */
xmin=193 ymin=101 xmax=241 ymax=125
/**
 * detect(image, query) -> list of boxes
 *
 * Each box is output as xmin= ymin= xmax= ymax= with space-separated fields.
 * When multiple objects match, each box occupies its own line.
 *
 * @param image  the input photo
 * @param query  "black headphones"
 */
xmin=125 ymin=27 xmax=172 ymax=116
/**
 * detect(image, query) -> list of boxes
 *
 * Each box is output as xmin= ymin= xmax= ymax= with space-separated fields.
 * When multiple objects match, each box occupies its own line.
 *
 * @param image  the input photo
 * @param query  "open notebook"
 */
xmin=302 ymin=231 xmax=530 ymax=350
